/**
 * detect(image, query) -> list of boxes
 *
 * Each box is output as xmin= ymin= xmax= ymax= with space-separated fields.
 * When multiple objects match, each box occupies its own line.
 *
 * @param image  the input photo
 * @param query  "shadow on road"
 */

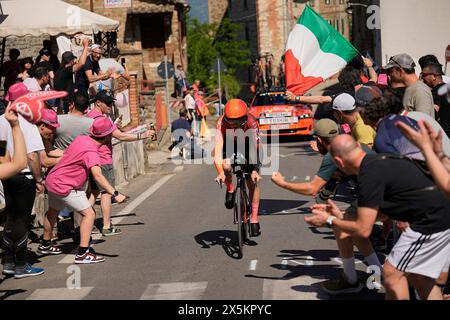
xmin=194 ymin=230 xmax=258 ymax=260
xmin=0 ymin=289 xmax=27 ymax=300
xmin=246 ymin=248 xmax=385 ymax=300
xmin=260 ymin=199 xmax=309 ymax=216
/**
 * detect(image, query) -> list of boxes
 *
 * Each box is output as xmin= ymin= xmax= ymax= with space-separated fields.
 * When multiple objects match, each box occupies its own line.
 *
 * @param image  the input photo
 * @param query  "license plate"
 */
xmin=265 ymin=112 xmax=292 ymax=118
xmin=270 ymin=124 xmax=290 ymax=130
xmin=259 ymin=117 xmax=298 ymax=125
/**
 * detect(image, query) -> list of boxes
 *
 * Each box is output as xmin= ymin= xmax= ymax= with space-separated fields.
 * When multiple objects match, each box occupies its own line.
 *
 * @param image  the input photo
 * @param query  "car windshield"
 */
xmin=252 ymin=94 xmax=297 ymax=106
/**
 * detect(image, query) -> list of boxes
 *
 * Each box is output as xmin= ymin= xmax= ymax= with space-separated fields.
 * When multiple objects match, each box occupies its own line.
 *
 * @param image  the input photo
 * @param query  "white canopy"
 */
xmin=0 ymin=0 xmax=120 ymax=38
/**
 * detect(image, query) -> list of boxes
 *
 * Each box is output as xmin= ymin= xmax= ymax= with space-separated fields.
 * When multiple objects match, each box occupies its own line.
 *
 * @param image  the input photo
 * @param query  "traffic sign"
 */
xmin=211 ymin=57 xmax=227 ymax=73
xmin=446 ymin=45 xmax=450 ymax=62
xmin=157 ymin=61 xmax=175 ymax=79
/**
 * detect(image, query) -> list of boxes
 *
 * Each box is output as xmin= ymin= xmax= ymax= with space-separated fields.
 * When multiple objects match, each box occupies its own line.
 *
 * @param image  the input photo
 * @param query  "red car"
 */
xmin=249 ymin=90 xmax=314 ymax=136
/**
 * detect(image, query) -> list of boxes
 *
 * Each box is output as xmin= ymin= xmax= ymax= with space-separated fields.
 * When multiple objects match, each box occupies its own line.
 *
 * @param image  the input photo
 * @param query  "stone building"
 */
xmin=64 ymin=0 xmax=189 ymax=85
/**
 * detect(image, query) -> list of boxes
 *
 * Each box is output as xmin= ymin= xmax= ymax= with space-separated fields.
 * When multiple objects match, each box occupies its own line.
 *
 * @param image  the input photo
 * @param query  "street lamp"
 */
xmin=345 ymin=2 xmax=369 ymax=15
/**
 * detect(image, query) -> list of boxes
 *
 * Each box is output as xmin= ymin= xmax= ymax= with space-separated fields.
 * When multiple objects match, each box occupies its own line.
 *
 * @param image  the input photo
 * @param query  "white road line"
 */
xmin=331 ymin=257 xmax=364 ymax=265
xmin=59 ymin=174 xmax=175 ymax=264
xmin=111 ymin=174 xmax=175 ymax=225
xmin=140 ymin=282 xmax=208 ymax=300
xmin=26 ymin=287 xmax=94 ymax=300
xmin=249 ymin=260 xmax=258 ymax=271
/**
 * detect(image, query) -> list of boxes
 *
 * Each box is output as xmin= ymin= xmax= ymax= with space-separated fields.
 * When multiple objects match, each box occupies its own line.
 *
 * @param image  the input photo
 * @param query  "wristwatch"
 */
xmin=326 ymin=216 xmax=337 ymax=228
xmin=113 ymin=190 xmax=119 ymax=197
xmin=295 ymin=95 xmax=301 ymax=102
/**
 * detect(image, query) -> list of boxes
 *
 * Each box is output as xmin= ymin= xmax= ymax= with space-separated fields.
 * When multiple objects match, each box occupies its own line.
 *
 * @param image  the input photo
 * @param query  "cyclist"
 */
xmin=214 ymin=99 xmax=262 ymax=237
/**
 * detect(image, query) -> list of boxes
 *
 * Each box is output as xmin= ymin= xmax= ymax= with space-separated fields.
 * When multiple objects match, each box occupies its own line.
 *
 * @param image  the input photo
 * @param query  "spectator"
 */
xmin=169 ymin=108 xmax=192 ymax=155
xmin=332 ymin=93 xmax=376 ymax=148
xmin=75 ymin=44 xmax=113 ymax=97
xmin=36 ymin=40 xmax=60 ymax=72
xmin=175 ymin=64 xmax=189 ymax=98
xmin=54 ymin=38 xmax=90 ymax=113
xmin=16 ymin=58 xmax=34 ymax=82
xmin=192 ymin=79 xmax=201 ymax=99
xmin=184 ymin=86 xmax=197 ymax=133
xmin=54 ymin=93 xmax=94 ymax=151
xmin=31 ymin=49 xmax=55 ymax=87
xmin=419 ymin=54 xmax=450 ymax=84
xmin=44 ymin=117 xmax=127 ymax=264
xmin=35 ymin=108 xmax=63 ymax=169
xmin=0 ymin=107 xmax=27 ymax=181
xmin=384 ymin=54 xmax=434 ymax=118
xmin=1 ymin=49 xmax=21 ymax=93
xmin=98 ymin=47 xmax=130 ymax=91
xmin=420 ymin=63 xmax=450 ymax=137
xmin=0 ymin=99 xmax=45 ymax=279
xmin=272 ymin=119 xmax=380 ymax=295
xmin=307 ymin=134 xmax=450 ymax=300
xmin=23 ymin=67 xmax=50 ymax=92
xmin=86 ymin=91 xmax=155 ymax=236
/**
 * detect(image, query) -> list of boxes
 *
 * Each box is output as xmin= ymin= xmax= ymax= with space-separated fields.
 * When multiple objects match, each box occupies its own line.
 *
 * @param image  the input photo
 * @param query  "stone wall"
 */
xmin=4 ymin=36 xmax=50 ymax=60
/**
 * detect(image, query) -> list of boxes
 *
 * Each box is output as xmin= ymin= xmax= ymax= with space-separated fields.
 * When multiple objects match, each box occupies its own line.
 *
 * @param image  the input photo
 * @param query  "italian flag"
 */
xmin=285 ymin=5 xmax=358 ymax=95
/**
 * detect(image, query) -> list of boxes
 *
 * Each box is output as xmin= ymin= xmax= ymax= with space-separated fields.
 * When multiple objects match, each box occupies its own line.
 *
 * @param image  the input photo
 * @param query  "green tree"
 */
xmin=187 ymin=17 xmax=250 ymax=98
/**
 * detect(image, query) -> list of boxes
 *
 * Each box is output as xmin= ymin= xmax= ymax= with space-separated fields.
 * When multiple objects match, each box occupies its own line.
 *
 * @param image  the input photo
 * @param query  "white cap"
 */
xmin=438 ymin=82 xmax=450 ymax=96
xmin=332 ymin=93 xmax=356 ymax=111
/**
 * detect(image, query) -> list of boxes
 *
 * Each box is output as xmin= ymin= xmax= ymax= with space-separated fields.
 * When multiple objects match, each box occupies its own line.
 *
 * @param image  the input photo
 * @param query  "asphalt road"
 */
xmin=0 ymin=136 xmax=385 ymax=300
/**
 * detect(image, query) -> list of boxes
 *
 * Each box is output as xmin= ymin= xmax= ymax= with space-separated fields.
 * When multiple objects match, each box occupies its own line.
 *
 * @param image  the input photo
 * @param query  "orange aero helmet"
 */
xmin=224 ymin=99 xmax=248 ymax=119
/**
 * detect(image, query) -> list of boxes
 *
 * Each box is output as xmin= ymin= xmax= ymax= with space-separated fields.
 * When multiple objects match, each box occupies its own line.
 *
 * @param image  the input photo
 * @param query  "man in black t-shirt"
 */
xmin=75 ymin=45 xmax=113 ymax=97
xmin=54 ymin=38 xmax=90 ymax=113
xmin=30 ymin=49 xmax=54 ymax=87
xmin=421 ymin=63 xmax=450 ymax=137
xmin=306 ymin=134 xmax=450 ymax=300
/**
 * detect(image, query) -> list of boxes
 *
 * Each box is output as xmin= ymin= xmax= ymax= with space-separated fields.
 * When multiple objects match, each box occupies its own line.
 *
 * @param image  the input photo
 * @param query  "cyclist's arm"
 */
xmin=213 ymin=128 xmax=224 ymax=175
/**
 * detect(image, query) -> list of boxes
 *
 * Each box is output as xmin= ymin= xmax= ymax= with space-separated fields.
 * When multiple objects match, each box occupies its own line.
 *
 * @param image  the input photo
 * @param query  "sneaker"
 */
xmin=74 ymin=248 xmax=105 ymax=264
xmin=250 ymin=222 xmax=261 ymax=237
xmin=37 ymin=243 xmax=63 ymax=255
xmin=2 ymin=262 xmax=15 ymax=276
xmin=320 ymin=273 xmax=363 ymax=295
xmin=14 ymin=264 xmax=45 ymax=279
xmin=225 ymin=191 xmax=235 ymax=209
xmin=102 ymin=225 xmax=122 ymax=237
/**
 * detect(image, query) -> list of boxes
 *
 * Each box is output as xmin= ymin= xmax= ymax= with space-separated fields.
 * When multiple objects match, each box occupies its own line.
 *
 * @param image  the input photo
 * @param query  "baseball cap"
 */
xmin=62 ymin=51 xmax=77 ymax=63
xmin=312 ymin=119 xmax=339 ymax=138
xmin=438 ymin=82 xmax=450 ymax=96
xmin=5 ymin=82 xmax=30 ymax=102
xmin=39 ymin=48 xmax=51 ymax=56
xmin=40 ymin=108 xmax=60 ymax=128
xmin=355 ymin=86 xmax=382 ymax=107
xmin=89 ymin=117 xmax=115 ymax=138
xmin=384 ymin=54 xmax=416 ymax=70
xmin=332 ymin=93 xmax=356 ymax=111
xmin=94 ymin=90 xmax=115 ymax=105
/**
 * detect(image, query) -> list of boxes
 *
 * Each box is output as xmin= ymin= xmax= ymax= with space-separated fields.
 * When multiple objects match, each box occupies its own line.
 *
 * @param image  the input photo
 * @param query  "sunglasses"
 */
xmin=224 ymin=115 xmax=248 ymax=127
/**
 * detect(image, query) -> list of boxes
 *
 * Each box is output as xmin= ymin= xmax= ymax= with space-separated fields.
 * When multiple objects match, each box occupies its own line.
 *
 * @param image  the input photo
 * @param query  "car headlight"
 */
xmin=298 ymin=114 xmax=312 ymax=119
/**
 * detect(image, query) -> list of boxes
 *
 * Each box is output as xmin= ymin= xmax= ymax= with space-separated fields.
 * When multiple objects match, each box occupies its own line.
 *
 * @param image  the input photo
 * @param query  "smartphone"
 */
xmin=121 ymin=58 xmax=126 ymax=67
xmin=0 ymin=140 xmax=7 ymax=157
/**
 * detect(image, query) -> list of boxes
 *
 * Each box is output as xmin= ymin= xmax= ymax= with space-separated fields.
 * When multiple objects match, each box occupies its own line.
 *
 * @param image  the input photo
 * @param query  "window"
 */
xmin=245 ymin=24 xmax=250 ymax=41
xmin=325 ymin=0 xmax=331 ymax=4
xmin=244 ymin=0 xmax=248 ymax=10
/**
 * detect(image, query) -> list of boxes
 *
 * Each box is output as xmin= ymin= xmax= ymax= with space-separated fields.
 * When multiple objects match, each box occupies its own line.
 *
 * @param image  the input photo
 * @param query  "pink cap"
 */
xmin=5 ymin=83 xmax=30 ymax=102
xmin=89 ymin=116 xmax=116 ymax=138
xmin=40 ymin=108 xmax=60 ymax=128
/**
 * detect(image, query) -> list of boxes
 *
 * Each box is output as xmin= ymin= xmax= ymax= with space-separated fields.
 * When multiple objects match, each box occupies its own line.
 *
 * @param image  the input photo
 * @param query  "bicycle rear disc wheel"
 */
xmin=236 ymin=189 xmax=245 ymax=259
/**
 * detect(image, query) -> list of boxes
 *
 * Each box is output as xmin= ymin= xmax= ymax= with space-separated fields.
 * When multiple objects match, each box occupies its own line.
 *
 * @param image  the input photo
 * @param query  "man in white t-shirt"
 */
xmin=0 ymin=113 xmax=45 ymax=278
xmin=98 ymin=48 xmax=130 ymax=91
xmin=23 ymin=67 xmax=50 ymax=93
xmin=184 ymin=86 xmax=197 ymax=136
